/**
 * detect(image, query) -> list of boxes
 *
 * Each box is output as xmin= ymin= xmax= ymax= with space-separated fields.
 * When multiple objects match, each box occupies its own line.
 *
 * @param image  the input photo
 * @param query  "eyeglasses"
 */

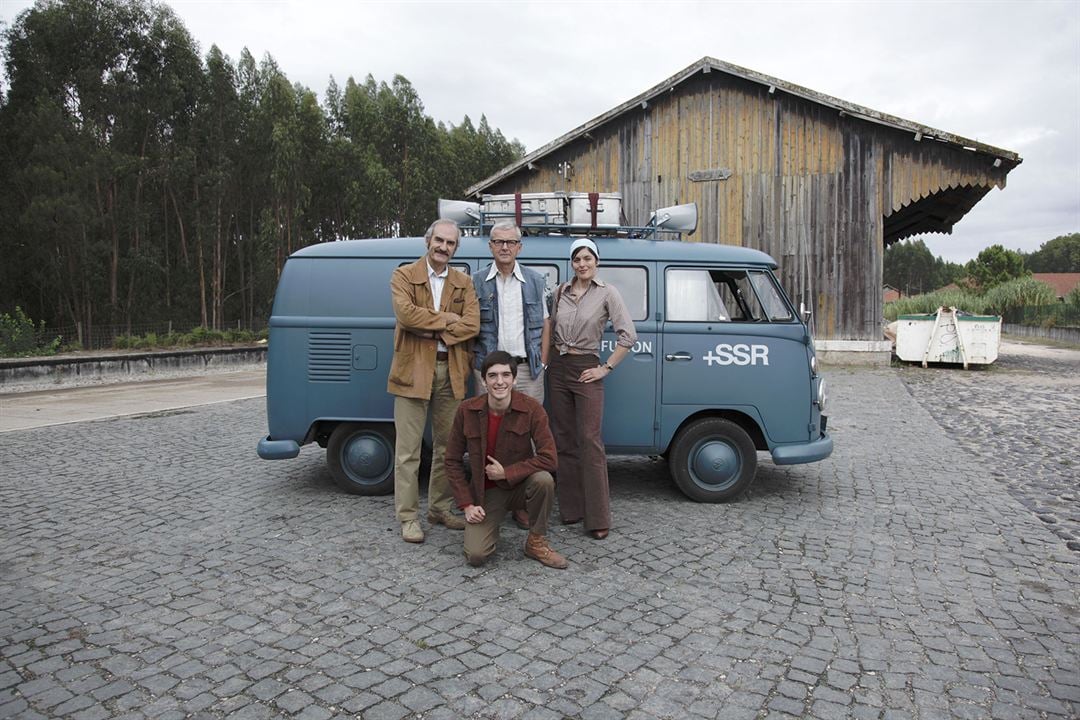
xmin=490 ymin=239 xmax=521 ymax=247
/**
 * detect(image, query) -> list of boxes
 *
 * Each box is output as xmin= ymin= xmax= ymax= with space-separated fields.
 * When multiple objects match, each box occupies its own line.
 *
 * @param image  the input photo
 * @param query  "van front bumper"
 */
xmin=258 ymin=436 xmax=300 ymax=460
xmin=770 ymin=432 xmax=833 ymax=465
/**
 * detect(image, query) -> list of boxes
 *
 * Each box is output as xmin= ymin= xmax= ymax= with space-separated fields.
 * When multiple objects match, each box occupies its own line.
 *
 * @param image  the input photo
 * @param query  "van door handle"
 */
xmin=665 ymin=352 xmax=692 ymax=361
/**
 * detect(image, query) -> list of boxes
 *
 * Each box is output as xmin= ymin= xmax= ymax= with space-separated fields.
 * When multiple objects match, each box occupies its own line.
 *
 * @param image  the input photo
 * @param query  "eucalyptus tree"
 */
xmin=191 ymin=44 xmax=242 ymax=329
xmin=1 ymin=0 xmax=526 ymax=339
xmin=335 ymin=74 xmax=398 ymax=238
xmin=2 ymin=0 xmax=201 ymax=334
xmin=1023 ymin=233 xmax=1080 ymax=273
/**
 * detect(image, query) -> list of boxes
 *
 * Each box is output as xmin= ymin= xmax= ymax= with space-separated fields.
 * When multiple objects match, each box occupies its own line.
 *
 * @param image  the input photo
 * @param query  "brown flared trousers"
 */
xmin=548 ymin=352 xmax=610 ymax=531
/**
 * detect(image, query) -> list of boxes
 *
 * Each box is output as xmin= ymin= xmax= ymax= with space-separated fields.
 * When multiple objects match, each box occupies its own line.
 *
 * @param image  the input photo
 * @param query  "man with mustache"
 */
xmin=388 ymin=219 xmax=480 ymax=543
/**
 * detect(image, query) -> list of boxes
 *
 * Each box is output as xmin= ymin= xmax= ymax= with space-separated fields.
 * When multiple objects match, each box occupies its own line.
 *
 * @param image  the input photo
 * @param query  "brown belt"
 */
xmin=436 ymin=351 xmax=449 ymax=361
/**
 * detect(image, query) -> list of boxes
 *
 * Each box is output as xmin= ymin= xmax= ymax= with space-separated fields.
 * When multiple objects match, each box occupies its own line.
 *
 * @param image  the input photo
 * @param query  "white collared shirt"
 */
xmin=428 ymin=261 xmax=449 ymax=352
xmin=485 ymin=262 xmax=547 ymax=358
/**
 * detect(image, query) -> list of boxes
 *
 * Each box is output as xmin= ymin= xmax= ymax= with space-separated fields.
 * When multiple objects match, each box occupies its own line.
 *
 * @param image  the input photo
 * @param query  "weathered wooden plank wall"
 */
xmin=488 ymin=73 xmax=1010 ymax=340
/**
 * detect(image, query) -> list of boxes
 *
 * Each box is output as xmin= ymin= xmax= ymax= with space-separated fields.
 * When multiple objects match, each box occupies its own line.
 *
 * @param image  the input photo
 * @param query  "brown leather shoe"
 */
xmin=589 ymin=528 xmax=609 ymax=540
xmin=524 ymin=533 xmax=568 ymax=569
xmin=428 ymin=511 xmax=466 ymax=530
xmin=512 ymin=509 xmax=530 ymax=530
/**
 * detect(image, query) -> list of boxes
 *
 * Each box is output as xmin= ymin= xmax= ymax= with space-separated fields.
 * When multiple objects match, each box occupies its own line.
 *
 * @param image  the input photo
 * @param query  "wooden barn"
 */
xmin=466 ymin=57 xmax=1021 ymax=342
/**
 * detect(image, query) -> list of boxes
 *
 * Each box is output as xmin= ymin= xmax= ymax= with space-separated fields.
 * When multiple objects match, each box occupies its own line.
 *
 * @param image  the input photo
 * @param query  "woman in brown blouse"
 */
xmin=548 ymin=238 xmax=637 ymax=539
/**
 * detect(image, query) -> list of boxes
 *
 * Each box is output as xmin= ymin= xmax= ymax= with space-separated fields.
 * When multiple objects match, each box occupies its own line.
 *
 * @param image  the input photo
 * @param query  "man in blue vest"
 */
xmin=473 ymin=220 xmax=551 ymax=529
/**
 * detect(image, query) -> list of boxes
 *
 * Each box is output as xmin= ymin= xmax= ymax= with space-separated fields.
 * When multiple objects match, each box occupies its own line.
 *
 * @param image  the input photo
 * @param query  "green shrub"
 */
xmin=884 ymin=289 xmax=986 ymax=321
xmin=1067 ymin=285 xmax=1080 ymax=308
xmin=111 ymin=325 xmax=265 ymax=350
xmin=224 ymin=329 xmax=255 ymax=343
xmin=184 ymin=326 xmax=228 ymax=345
xmin=0 ymin=306 xmax=62 ymax=357
xmin=982 ymin=277 xmax=1056 ymax=314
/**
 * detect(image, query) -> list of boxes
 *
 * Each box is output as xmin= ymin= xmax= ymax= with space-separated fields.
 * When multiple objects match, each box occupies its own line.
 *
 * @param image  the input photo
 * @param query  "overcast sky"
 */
xmin=2 ymin=0 xmax=1078 ymax=263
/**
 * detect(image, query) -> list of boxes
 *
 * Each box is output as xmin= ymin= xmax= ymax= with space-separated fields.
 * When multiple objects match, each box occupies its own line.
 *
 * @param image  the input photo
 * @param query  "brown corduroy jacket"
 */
xmin=387 ymin=257 xmax=479 ymax=400
xmin=445 ymin=391 xmax=558 ymax=509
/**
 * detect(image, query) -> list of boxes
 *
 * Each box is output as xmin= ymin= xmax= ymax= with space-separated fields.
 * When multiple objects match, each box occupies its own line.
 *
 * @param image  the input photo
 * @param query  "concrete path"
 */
xmin=0 ymin=369 xmax=266 ymax=432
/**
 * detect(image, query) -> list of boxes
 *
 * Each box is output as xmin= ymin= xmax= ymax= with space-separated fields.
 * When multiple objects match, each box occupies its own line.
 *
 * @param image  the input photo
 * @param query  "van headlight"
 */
xmin=810 ymin=355 xmax=818 ymax=375
xmin=816 ymin=379 xmax=828 ymax=410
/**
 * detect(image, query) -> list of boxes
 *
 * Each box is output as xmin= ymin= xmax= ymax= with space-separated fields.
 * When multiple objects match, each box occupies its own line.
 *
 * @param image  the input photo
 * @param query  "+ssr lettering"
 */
xmin=703 ymin=343 xmax=770 ymax=367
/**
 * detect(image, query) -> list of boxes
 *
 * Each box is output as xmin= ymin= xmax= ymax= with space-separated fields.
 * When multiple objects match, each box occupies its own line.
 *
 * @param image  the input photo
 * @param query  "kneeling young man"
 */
xmin=445 ymin=351 xmax=568 ymax=569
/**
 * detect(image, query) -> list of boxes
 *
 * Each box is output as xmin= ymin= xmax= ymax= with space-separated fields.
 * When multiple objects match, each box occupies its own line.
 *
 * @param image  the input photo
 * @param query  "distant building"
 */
xmin=1032 ymin=273 xmax=1080 ymax=300
xmin=884 ymin=285 xmax=902 ymax=304
xmin=468 ymin=58 xmax=1021 ymax=341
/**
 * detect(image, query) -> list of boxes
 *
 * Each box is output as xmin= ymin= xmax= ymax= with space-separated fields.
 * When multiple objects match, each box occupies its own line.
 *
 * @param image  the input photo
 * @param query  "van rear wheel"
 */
xmin=668 ymin=418 xmax=757 ymax=503
xmin=327 ymin=423 xmax=395 ymax=495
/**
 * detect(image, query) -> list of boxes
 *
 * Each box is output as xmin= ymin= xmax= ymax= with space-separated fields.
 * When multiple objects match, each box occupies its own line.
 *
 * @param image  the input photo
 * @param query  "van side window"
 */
xmin=522 ymin=264 xmax=559 ymax=296
xmin=666 ymin=268 xmax=791 ymax=323
xmin=595 ymin=266 xmax=648 ymax=321
xmin=523 ymin=263 xmax=559 ymax=314
xmin=666 ymin=269 xmax=730 ymax=321
xmin=749 ymin=271 xmax=794 ymax=321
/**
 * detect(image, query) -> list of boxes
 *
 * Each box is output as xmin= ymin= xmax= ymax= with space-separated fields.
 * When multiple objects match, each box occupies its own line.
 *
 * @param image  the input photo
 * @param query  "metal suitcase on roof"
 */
xmin=481 ymin=192 xmax=567 ymax=226
xmin=567 ymin=192 xmax=622 ymax=229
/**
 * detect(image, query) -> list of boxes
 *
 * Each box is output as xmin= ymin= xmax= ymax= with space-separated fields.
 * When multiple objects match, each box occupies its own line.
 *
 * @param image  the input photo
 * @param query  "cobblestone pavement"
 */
xmin=1 ymin=368 xmax=1078 ymax=719
xmin=895 ymin=340 xmax=1080 ymax=553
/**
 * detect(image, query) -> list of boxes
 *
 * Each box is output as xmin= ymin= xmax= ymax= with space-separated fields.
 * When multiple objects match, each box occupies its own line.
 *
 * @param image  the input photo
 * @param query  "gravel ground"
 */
xmin=894 ymin=337 xmax=1080 ymax=552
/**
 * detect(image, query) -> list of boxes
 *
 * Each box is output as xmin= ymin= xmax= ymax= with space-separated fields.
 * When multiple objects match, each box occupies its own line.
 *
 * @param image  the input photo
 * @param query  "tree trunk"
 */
xmin=168 ymin=183 xmax=189 ymax=265
xmin=108 ymin=180 xmax=118 ymax=321
xmin=195 ymin=170 xmax=207 ymax=328
xmin=212 ymin=195 xmax=223 ymax=330
xmin=163 ymin=184 xmax=171 ymax=308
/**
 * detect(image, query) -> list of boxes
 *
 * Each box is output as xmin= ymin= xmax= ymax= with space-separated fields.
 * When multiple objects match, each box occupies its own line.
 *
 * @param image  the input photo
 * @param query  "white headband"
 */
xmin=569 ymin=238 xmax=599 ymax=258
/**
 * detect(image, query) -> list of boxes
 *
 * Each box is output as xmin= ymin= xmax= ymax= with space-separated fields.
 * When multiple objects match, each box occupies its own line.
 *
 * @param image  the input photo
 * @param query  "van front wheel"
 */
xmin=327 ymin=423 xmax=395 ymax=495
xmin=668 ymin=418 xmax=757 ymax=503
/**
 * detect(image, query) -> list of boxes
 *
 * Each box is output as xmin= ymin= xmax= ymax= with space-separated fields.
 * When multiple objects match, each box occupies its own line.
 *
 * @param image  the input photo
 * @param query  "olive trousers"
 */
xmin=464 ymin=472 xmax=555 ymax=566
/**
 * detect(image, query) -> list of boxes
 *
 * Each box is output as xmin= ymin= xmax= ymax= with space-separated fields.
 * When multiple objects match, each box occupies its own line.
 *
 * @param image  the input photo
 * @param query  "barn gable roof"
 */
xmin=466 ymin=56 xmax=1022 ymax=198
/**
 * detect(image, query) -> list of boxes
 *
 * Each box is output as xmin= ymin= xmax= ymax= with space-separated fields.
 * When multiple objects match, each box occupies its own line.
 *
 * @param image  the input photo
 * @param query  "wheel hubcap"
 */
xmin=343 ymin=433 xmax=391 ymax=484
xmin=689 ymin=440 xmax=740 ymax=489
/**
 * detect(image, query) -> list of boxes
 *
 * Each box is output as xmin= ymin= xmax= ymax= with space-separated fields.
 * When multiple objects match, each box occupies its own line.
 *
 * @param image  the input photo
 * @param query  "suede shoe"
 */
xmin=524 ymin=533 xmax=568 ymax=569
xmin=401 ymin=520 xmax=424 ymax=543
xmin=427 ymin=511 xmax=466 ymax=530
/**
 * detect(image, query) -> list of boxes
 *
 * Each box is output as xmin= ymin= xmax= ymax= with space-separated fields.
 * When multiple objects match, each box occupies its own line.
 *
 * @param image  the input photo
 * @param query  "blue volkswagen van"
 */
xmin=257 ymin=228 xmax=831 ymax=503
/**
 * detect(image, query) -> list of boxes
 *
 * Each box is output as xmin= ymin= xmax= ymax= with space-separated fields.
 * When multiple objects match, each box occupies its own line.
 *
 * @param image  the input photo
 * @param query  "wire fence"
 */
xmin=32 ymin=320 xmax=268 ymax=352
xmin=1002 ymin=304 xmax=1080 ymax=329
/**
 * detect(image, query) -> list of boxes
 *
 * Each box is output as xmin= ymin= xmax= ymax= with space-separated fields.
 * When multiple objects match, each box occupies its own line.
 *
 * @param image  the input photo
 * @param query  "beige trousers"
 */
xmin=393 ymin=361 xmax=459 ymax=522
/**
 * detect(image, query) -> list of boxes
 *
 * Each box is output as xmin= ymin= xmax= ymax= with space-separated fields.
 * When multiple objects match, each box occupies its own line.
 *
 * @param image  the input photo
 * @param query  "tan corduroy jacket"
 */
xmin=387 ymin=257 xmax=479 ymax=400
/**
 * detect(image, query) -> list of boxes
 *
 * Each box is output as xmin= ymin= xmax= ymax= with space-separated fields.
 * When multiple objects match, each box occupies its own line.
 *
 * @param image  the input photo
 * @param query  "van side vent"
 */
xmin=308 ymin=331 xmax=352 ymax=382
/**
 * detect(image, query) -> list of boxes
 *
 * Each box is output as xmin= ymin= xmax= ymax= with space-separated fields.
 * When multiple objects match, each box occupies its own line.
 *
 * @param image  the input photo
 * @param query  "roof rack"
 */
xmin=438 ymin=192 xmax=697 ymax=240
